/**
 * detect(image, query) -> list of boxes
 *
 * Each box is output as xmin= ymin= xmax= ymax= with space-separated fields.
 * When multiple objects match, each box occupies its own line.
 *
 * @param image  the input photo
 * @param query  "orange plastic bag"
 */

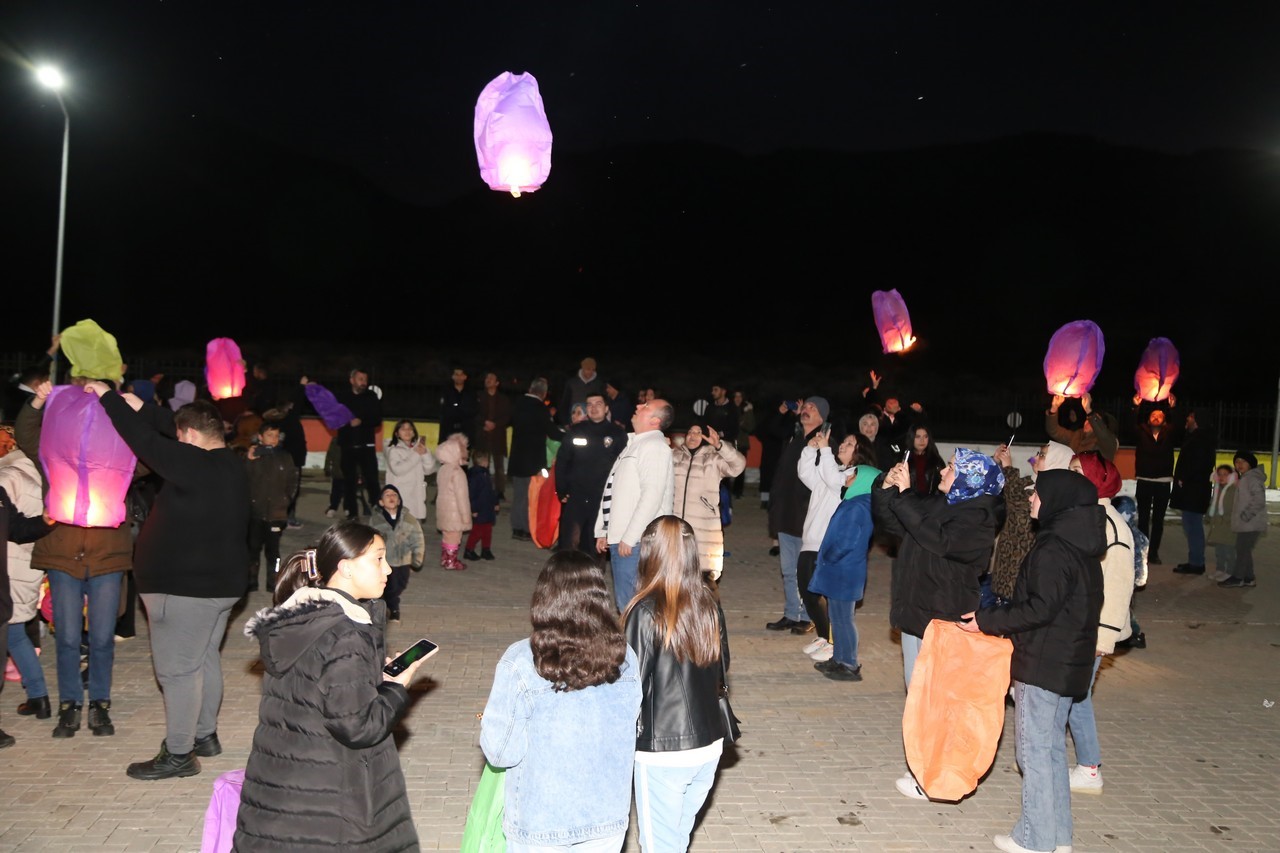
xmin=902 ymin=619 xmax=1013 ymax=801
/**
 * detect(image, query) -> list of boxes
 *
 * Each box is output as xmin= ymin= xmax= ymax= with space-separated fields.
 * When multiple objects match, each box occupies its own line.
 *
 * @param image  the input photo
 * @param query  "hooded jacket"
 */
xmin=671 ymin=440 xmax=745 ymax=576
xmin=1231 ymin=462 xmax=1268 ymax=534
xmin=976 ymin=469 xmax=1106 ymax=700
xmin=234 ymin=588 xmax=418 ymax=852
xmin=433 ymin=437 xmax=472 ymax=534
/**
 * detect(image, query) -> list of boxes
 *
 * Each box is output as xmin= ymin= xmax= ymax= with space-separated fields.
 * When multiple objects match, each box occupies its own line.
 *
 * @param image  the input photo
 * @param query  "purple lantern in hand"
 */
xmin=205 ymin=338 xmax=246 ymax=401
xmin=1134 ymin=337 xmax=1180 ymax=402
xmin=1043 ymin=320 xmax=1105 ymax=396
xmin=474 ymin=71 xmax=553 ymax=197
xmin=39 ymin=386 xmax=136 ymax=528
xmin=304 ymin=383 xmax=354 ymax=431
xmin=871 ymin=289 xmax=917 ymax=354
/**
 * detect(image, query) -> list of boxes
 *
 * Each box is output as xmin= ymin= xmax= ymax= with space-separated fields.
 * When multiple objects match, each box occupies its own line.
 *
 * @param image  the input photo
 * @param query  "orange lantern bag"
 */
xmin=902 ymin=619 xmax=1013 ymax=801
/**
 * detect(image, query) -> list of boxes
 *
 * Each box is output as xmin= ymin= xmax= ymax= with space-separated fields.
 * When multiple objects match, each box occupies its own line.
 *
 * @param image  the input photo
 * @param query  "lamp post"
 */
xmin=37 ymin=65 xmax=69 ymax=384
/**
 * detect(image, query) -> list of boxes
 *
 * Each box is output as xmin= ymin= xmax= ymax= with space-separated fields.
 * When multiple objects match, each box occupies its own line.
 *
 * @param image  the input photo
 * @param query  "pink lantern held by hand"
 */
xmin=39 ymin=386 xmax=136 ymax=528
xmin=1043 ymin=320 xmax=1105 ymax=397
xmin=871 ymin=289 xmax=917 ymax=354
xmin=474 ymin=71 xmax=553 ymax=198
xmin=205 ymin=338 xmax=246 ymax=401
xmin=1134 ymin=337 xmax=1180 ymax=402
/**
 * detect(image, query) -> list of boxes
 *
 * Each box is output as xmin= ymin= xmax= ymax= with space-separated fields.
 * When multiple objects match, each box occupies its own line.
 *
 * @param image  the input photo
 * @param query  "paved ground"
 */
xmin=1 ymin=472 xmax=1277 ymax=852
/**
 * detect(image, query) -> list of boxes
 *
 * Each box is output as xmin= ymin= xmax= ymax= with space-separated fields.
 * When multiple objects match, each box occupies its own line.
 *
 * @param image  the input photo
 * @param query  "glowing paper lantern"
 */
xmin=474 ymin=71 xmax=553 ymax=197
xmin=304 ymin=383 xmax=354 ymax=430
xmin=169 ymin=380 xmax=197 ymax=412
xmin=1043 ymin=320 xmax=1105 ymax=396
xmin=871 ymin=289 xmax=916 ymax=354
xmin=38 ymin=386 xmax=135 ymax=528
xmin=1134 ymin=337 xmax=1180 ymax=402
xmin=205 ymin=338 xmax=246 ymax=401
xmin=60 ymin=319 xmax=124 ymax=384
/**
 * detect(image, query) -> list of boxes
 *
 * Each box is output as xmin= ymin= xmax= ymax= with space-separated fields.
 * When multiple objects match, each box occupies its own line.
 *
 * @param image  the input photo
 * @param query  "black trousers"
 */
xmin=1134 ymin=479 xmax=1171 ymax=558
xmin=341 ymin=445 xmax=381 ymax=517
xmin=797 ymin=550 xmax=829 ymax=638
xmin=248 ymin=519 xmax=284 ymax=590
xmin=557 ymin=498 xmax=601 ymax=558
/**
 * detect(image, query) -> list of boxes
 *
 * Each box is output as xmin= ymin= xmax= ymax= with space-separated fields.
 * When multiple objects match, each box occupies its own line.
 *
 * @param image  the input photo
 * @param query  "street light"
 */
xmin=36 ymin=65 xmax=69 ymax=384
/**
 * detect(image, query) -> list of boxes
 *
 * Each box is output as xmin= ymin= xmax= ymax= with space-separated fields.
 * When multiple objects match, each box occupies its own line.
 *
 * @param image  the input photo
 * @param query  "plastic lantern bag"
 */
xmin=205 ymin=338 xmax=246 ymax=401
xmin=200 ymin=768 xmax=245 ymax=853
xmin=530 ymin=467 xmax=561 ymax=549
xmin=871 ymin=289 xmax=916 ymax=354
xmin=460 ymin=762 xmax=506 ymax=853
xmin=304 ymin=383 xmax=354 ymax=430
xmin=60 ymin=319 xmax=124 ymax=384
xmin=474 ymin=71 xmax=553 ymax=197
xmin=39 ymin=386 xmax=136 ymax=528
xmin=1133 ymin=337 xmax=1180 ymax=402
xmin=902 ymin=619 xmax=1013 ymax=802
xmin=1043 ymin=320 xmax=1105 ymax=396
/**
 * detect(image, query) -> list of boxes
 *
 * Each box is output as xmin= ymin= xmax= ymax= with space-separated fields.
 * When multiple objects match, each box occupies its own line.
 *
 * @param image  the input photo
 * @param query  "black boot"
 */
xmin=17 ymin=695 xmax=51 ymax=719
xmin=127 ymin=741 xmax=201 ymax=780
xmin=87 ymin=699 xmax=115 ymax=736
xmin=193 ymin=731 xmax=223 ymax=757
xmin=0 ymin=728 xmax=14 ymax=749
xmin=52 ymin=701 xmax=81 ymax=738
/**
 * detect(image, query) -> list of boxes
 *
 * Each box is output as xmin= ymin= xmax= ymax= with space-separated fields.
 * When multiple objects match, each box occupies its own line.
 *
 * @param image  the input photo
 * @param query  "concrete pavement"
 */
xmin=1 ymin=473 xmax=1277 ymax=851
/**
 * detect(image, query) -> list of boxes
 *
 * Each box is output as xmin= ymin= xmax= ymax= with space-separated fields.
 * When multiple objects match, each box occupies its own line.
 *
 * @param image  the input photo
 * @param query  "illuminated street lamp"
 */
xmin=36 ymin=65 xmax=70 ymax=383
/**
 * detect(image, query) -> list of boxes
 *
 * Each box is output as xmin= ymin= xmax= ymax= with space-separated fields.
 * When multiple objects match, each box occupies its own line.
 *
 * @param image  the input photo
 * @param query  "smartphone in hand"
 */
xmin=384 ymin=638 xmax=439 ymax=676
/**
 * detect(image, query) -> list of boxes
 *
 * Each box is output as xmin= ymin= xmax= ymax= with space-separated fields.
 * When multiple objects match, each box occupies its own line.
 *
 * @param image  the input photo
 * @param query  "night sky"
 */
xmin=4 ymin=3 xmax=1279 ymax=397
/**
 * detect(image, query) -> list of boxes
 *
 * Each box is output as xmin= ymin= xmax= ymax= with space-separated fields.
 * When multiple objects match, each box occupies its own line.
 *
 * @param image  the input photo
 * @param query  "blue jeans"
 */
xmin=7 ymin=621 xmax=47 ymax=699
xmin=1067 ymin=656 xmax=1104 ymax=767
xmin=609 ymin=544 xmax=641 ymax=614
xmin=508 ymin=835 xmax=624 ymax=853
xmin=634 ymin=748 xmax=722 ymax=853
xmin=1012 ymin=681 xmax=1074 ymax=852
xmin=901 ymin=631 xmax=922 ymax=690
xmin=1181 ymin=511 xmax=1206 ymax=566
xmin=777 ymin=532 xmax=809 ymax=622
xmin=827 ymin=599 xmax=859 ymax=668
xmin=49 ymin=570 xmax=121 ymax=703
xmin=1214 ymin=542 xmax=1236 ymax=575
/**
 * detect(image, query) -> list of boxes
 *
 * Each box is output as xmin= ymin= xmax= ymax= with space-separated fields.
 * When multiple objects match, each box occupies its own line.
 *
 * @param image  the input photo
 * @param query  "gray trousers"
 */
xmin=140 ymin=593 xmax=239 ymax=754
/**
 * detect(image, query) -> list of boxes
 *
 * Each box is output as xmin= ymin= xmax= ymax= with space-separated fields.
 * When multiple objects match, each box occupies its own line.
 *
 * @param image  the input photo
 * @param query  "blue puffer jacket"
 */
xmin=810 ymin=494 xmax=874 ymax=602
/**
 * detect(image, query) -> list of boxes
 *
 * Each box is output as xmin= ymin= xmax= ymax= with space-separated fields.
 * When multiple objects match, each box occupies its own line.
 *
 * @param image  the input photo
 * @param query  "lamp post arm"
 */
xmin=50 ymin=91 xmax=69 ymax=384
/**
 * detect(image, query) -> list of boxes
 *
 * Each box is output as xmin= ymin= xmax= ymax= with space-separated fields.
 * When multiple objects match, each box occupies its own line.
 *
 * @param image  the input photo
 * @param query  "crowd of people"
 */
xmin=0 ymin=347 xmax=1266 ymax=853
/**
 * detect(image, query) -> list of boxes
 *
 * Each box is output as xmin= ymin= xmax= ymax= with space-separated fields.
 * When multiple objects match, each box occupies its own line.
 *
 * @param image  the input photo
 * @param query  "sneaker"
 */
xmin=1211 ymin=570 xmax=1232 ymax=582
xmin=0 ymin=729 xmax=14 ymax=749
xmin=993 ymin=834 xmax=1073 ymax=853
xmin=801 ymin=637 xmax=827 ymax=655
xmin=287 ymin=519 xmax=303 ymax=529
xmin=790 ymin=621 xmax=815 ymax=635
xmin=324 ymin=508 xmax=337 ymax=518
xmin=822 ymin=662 xmax=862 ymax=682
xmin=895 ymin=772 xmax=928 ymax=800
xmin=1172 ymin=563 xmax=1205 ymax=575
xmin=1069 ymin=763 xmax=1103 ymax=793
xmin=808 ymin=640 xmax=834 ymax=662
xmin=1218 ymin=576 xmax=1255 ymax=588
xmin=388 ymin=610 xmax=401 ymax=623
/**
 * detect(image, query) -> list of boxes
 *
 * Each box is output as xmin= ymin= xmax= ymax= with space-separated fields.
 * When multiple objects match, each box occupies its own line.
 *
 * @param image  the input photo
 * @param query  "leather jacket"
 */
xmin=626 ymin=596 xmax=731 ymax=752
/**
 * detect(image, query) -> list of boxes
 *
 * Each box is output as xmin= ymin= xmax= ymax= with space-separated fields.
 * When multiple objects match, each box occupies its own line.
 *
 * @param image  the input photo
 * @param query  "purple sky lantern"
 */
xmin=1134 ymin=337 xmax=1180 ymax=402
xmin=1043 ymin=320 xmax=1105 ymax=396
xmin=304 ymin=382 xmax=354 ymax=430
xmin=39 ymin=386 xmax=136 ymax=528
xmin=474 ymin=71 xmax=553 ymax=197
xmin=871 ymin=289 xmax=917 ymax=354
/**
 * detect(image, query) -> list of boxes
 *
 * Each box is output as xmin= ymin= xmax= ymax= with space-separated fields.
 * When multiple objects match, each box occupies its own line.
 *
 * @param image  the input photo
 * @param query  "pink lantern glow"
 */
xmin=38 ymin=386 xmax=136 ymax=528
xmin=205 ymin=338 xmax=246 ymax=401
xmin=474 ymin=71 xmax=553 ymax=197
xmin=1043 ymin=320 xmax=1105 ymax=396
xmin=871 ymin=289 xmax=916 ymax=354
xmin=1134 ymin=337 xmax=1180 ymax=402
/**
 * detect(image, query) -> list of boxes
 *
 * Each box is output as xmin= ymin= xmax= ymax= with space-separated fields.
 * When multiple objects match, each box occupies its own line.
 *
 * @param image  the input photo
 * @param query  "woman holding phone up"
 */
xmin=235 ymin=521 xmax=427 ymax=852
xmin=623 ymin=515 xmax=732 ymax=853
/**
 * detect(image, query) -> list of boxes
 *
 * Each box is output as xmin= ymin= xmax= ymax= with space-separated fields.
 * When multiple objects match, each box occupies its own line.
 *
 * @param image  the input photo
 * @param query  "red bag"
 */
xmin=902 ymin=619 xmax=1013 ymax=801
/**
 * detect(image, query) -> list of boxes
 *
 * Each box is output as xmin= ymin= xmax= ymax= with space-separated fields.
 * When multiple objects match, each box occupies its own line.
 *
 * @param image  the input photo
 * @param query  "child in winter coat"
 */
xmin=370 ymin=484 xmax=425 ymax=624
xmin=245 ymin=422 xmax=300 ymax=593
xmin=464 ymin=449 xmax=499 ymax=562
xmin=434 ymin=434 xmax=472 ymax=570
xmin=1206 ymin=464 xmax=1237 ymax=582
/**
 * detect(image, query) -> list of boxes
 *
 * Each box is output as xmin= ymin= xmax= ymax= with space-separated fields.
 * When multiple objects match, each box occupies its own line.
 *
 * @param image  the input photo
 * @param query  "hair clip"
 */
xmin=304 ymin=548 xmax=319 ymax=581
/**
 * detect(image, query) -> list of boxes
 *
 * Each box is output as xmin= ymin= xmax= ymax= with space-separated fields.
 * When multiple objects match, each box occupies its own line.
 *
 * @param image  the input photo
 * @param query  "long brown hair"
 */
xmin=621 ymin=516 xmax=721 ymax=667
xmin=530 ymin=552 xmax=628 ymax=691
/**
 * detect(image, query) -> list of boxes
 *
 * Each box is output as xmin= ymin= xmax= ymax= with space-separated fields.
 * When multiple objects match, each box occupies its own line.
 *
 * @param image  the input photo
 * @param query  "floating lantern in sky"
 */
xmin=205 ymin=338 xmax=246 ymax=401
xmin=871 ymin=289 xmax=916 ymax=354
xmin=1043 ymin=320 xmax=1105 ymax=396
xmin=39 ymin=385 xmax=136 ymax=528
xmin=473 ymin=71 xmax=553 ymax=197
xmin=1134 ymin=337 xmax=1180 ymax=402
xmin=304 ymin=382 xmax=354 ymax=430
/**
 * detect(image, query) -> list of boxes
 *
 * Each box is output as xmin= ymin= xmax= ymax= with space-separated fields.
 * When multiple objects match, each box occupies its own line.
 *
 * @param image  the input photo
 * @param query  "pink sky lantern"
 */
xmin=474 ymin=71 xmax=553 ymax=198
xmin=1134 ymin=337 xmax=1180 ymax=402
xmin=205 ymin=338 xmax=246 ymax=401
xmin=1043 ymin=320 xmax=1105 ymax=396
xmin=871 ymin=289 xmax=917 ymax=354
xmin=39 ymin=386 xmax=136 ymax=528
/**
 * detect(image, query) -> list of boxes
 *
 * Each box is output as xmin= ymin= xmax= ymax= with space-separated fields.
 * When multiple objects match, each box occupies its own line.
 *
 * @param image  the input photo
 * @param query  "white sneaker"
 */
xmin=801 ymin=637 xmax=827 ymax=655
xmin=895 ymin=772 xmax=928 ymax=800
xmin=809 ymin=641 xmax=834 ymax=661
xmin=1211 ymin=570 xmax=1232 ymax=582
xmin=1069 ymin=763 xmax=1103 ymax=793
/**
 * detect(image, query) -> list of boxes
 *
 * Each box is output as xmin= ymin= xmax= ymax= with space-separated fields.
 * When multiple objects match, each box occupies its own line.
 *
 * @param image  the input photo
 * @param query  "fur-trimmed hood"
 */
xmin=244 ymin=587 xmax=382 ymax=677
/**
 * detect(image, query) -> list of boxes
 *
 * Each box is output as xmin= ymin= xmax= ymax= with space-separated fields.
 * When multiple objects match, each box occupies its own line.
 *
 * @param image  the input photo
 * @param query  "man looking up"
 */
xmin=555 ymin=392 xmax=626 ymax=556
xmin=595 ymin=398 xmax=675 ymax=612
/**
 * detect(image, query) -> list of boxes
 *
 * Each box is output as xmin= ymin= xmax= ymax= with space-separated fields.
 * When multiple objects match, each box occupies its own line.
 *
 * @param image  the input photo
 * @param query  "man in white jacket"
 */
xmin=595 ymin=399 xmax=675 ymax=612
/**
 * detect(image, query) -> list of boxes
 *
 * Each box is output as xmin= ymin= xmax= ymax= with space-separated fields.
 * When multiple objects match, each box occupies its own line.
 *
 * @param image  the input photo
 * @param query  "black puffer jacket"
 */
xmin=873 ymin=484 xmax=1004 ymax=638
xmin=626 ymin=597 xmax=730 ymax=752
xmin=976 ymin=470 xmax=1106 ymax=700
xmin=234 ymin=589 xmax=418 ymax=852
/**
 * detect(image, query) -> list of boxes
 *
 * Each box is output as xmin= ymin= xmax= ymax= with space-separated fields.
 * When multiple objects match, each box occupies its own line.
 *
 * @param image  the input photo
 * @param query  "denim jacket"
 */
xmin=480 ymin=639 xmax=642 ymax=845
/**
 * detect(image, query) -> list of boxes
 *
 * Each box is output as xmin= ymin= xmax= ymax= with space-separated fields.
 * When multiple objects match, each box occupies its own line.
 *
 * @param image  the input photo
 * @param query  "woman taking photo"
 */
xmin=384 ymin=419 xmax=438 ymax=521
xmin=480 ymin=551 xmax=642 ymax=852
xmin=235 ymin=521 xmax=428 ymax=852
xmin=670 ymin=423 xmax=746 ymax=587
xmin=623 ymin=515 xmax=732 ymax=853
